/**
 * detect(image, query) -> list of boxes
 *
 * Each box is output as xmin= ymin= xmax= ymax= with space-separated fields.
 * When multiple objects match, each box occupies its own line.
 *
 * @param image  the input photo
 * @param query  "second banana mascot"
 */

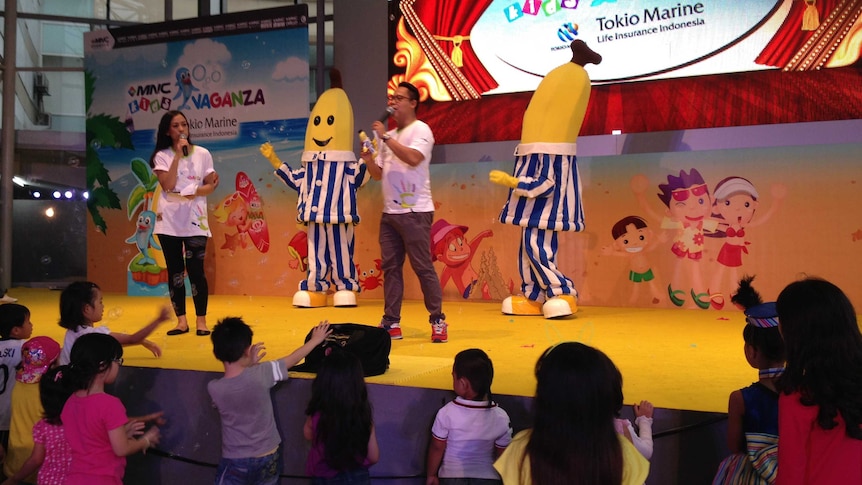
xmin=261 ymin=70 xmax=366 ymax=307
xmin=489 ymin=40 xmax=602 ymax=319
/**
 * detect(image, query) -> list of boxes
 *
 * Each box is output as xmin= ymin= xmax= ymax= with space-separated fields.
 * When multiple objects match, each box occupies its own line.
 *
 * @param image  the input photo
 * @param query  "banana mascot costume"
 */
xmin=260 ymin=70 xmax=367 ymax=307
xmin=489 ymin=40 xmax=601 ymax=318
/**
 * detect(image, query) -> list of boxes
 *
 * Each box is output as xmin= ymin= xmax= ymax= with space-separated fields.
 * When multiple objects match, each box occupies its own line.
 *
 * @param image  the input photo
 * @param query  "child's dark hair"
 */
xmin=743 ymin=325 xmax=785 ymax=363
xmin=776 ymin=277 xmax=862 ymax=440
xmin=65 ymin=333 xmax=123 ymax=391
xmin=211 ymin=317 xmax=252 ymax=363
xmin=453 ymin=348 xmax=495 ymax=402
xmin=59 ymin=281 xmax=100 ymax=330
xmin=731 ymin=275 xmax=762 ymax=309
xmin=0 ymin=303 xmax=29 ymax=338
xmin=527 ymin=342 xmax=623 ymax=485
xmin=305 ymin=348 xmax=373 ymax=472
xmin=40 ymin=366 xmax=73 ymax=425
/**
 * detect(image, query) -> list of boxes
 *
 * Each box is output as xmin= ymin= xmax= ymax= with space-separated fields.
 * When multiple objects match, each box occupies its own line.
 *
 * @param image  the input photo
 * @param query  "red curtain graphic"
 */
xmin=756 ymin=0 xmax=839 ymax=67
xmin=413 ymin=0 xmax=498 ymax=94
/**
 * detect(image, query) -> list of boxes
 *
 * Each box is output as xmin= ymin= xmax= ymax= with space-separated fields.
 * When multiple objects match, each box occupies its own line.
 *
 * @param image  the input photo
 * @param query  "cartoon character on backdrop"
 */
xmin=430 ymin=219 xmax=493 ymax=298
xmin=260 ymin=69 xmax=367 ymax=308
xmin=125 ymin=157 xmax=168 ymax=288
xmin=287 ymin=231 xmax=309 ymax=272
xmin=488 ymin=40 xmax=602 ymax=319
xmin=631 ymin=169 xmax=721 ymax=309
xmin=601 ymin=216 xmax=663 ymax=305
xmin=213 ymin=171 xmax=270 ymax=254
xmin=173 ymin=67 xmax=199 ymax=110
xmin=707 ymin=176 xmax=786 ymax=305
xmin=126 ymin=211 xmax=161 ymax=265
xmin=357 ymin=259 xmax=384 ymax=291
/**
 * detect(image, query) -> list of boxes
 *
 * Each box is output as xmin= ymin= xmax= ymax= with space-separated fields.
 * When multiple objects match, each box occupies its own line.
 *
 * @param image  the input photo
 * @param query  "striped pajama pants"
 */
xmin=300 ymin=222 xmax=360 ymax=292
xmin=518 ymin=226 xmax=576 ymax=301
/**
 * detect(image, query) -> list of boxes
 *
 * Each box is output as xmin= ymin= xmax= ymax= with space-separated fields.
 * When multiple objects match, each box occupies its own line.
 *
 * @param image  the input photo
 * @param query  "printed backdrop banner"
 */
xmin=84 ymin=6 xmax=311 ymax=296
xmin=390 ymin=0 xmax=862 ymax=143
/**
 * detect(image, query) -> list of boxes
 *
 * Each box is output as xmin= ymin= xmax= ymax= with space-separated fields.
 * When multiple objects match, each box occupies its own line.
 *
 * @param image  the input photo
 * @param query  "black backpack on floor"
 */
xmin=290 ymin=323 xmax=391 ymax=376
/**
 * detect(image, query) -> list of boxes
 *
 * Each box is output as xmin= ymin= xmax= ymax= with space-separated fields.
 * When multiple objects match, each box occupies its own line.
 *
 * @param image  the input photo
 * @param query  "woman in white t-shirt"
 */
xmin=149 ymin=110 xmax=219 ymax=337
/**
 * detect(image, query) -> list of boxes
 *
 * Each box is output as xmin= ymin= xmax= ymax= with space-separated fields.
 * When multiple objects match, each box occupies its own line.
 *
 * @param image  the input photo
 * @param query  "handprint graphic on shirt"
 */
xmin=391 ymin=174 xmax=417 ymax=208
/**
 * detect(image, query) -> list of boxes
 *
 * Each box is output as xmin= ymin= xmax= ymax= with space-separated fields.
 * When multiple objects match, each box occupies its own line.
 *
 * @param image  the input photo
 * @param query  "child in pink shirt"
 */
xmin=1 ymin=366 xmax=74 ymax=485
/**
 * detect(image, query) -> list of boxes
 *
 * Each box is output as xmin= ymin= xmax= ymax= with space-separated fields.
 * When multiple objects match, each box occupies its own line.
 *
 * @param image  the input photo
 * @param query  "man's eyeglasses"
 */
xmin=387 ymin=94 xmax=411 ymax=102
xmin=671 ymin=184 xmax=708 ymax=202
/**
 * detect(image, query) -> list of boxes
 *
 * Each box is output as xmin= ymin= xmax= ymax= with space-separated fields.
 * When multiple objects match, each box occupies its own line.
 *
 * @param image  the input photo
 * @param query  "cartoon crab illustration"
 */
xmin=357 ymin=259 xmax=384 ymax=291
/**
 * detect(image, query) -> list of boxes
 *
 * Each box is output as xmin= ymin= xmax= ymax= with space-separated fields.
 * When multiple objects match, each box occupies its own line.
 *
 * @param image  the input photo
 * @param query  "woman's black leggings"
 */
xmin=157 ymin=234 xmax=209 ymax=317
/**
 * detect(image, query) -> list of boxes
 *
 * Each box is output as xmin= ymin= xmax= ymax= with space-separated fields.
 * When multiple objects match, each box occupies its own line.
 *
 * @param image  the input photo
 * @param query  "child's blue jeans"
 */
xmin=214 ymin=449 xmax=281 ymax=485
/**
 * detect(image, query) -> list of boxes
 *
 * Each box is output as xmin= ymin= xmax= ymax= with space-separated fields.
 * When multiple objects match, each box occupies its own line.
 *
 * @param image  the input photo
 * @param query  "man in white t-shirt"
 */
xmin=361 ymin=82 xmax=448 ymax=343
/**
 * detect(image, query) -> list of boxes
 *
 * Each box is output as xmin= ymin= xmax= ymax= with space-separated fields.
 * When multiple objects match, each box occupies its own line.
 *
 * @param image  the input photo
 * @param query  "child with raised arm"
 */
xmin=304 ymin=348 xmax=379 ymax=484
xmin=774 ymin=277 xmax=862 ymax=485
xmin=426 ymin=348 xmax=511 ymax=485
xmin=714 ymin=275 xmax=784 ymax=484
xmin=61 ymin=333 xmax=161 ymax=485
xmin=615 ymin=400 xmax=655 ymax=461
xmin=494 ymin=342 xmax=649 ymax=485
xmin=1 ymin=366 xmax=74 ymax=485
xmin=208 ymin=317 xmax=331 ymax=484
xmin=57 ymin=281 xmax=170 ymax=365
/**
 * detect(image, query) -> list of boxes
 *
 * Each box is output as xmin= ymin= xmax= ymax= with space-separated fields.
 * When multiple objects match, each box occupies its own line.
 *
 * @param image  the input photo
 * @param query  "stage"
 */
xmin=13 ymin=287 xmax=756 ymax=413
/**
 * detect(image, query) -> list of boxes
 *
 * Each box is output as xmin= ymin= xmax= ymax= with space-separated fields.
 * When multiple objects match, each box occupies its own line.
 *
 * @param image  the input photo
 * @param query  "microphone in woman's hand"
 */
xmin=179 ymin=134 xmax=188 ymax=156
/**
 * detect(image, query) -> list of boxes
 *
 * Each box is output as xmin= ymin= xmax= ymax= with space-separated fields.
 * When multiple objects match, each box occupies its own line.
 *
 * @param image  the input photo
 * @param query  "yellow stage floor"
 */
xmin=8 ymin=288 xmax=760 ymax=413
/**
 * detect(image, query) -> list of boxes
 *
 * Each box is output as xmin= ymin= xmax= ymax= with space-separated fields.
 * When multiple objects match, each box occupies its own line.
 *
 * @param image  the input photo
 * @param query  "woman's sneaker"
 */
xmin=431 ymin=319 xmax=448 ymax=343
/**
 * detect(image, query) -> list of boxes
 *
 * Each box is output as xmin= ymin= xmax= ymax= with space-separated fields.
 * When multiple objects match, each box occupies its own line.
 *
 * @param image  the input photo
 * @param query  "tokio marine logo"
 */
xmin=557 ymin=22 xmax=580 ymax=42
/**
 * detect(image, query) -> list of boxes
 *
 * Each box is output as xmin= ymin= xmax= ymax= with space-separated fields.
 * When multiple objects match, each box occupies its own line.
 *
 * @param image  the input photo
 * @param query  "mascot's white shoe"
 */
xmin=501 ymin=296 xmax=543 ymax=316
xmin=333 ymin=290 xmax=357 ymax=307
xmin=542 ymin=294 xmax=577 ymax=319
xmin=293 ymin=290 xmax=328 ymax=308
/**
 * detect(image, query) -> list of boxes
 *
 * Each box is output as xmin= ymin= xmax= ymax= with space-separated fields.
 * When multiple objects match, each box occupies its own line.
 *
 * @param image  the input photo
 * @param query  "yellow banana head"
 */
xmin=304 ymin=87 xmax=355 ymax=152
xmin=520 ymin=41 xmax=601 ymax=145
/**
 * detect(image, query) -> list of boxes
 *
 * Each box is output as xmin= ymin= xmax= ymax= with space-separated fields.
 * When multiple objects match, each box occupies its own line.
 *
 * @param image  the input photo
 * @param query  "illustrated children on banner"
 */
xmin=602 ymin=216 xmax=663 ymax=305
xmin=260 ymin=69 xmax=367 ymax=308
xmin=631 ymin=169 xmax=721 ymax=309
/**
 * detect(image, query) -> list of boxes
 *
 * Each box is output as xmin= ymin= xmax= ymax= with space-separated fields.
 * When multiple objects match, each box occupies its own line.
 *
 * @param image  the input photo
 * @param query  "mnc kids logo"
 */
xmin=128 ymin=66 xmax=266 ymax=116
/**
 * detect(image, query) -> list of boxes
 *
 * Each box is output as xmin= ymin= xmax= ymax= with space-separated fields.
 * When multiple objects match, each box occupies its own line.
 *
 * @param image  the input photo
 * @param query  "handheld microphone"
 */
xmin=179 ymin=134 xmax=189 ymax=157
xmin=378 ymin=107 xmax=394 ymax=123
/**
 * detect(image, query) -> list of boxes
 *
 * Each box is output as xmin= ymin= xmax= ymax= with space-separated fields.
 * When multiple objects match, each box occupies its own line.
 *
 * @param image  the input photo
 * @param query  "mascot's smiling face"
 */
xmin=304 ymin=87 xmax=354 ymax=152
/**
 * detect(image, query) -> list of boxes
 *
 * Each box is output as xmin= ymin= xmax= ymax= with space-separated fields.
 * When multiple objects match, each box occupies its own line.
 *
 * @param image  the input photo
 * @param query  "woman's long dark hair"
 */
xmin=526 ymin=342 xmax=624 ymax=485
xmin=305 ymin=349 xmax=373 ymax=471
xmin=64 ymin=333 xmax=123 ymax=391
xmin=149 ymin=110 xmax=190 ymax=168
xmin=776 ymin=277 xmax=862 ymax=439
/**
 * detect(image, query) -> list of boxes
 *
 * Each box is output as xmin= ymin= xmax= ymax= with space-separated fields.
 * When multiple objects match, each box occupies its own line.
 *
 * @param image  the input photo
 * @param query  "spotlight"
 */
xmin=82 ymin=191 xmax=89 ymax=200
xmin=12 ymin=177 xmax=26 ymax=187
xmin=31 ymin=190 xmax=41 ymax=199
xmin=64 ymin=190 xmax=73 ymax=199
xmin=45 ymin=207 xmax=55 ymax=218
xmin=52 ymin=191 xmax=61 ymax=199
